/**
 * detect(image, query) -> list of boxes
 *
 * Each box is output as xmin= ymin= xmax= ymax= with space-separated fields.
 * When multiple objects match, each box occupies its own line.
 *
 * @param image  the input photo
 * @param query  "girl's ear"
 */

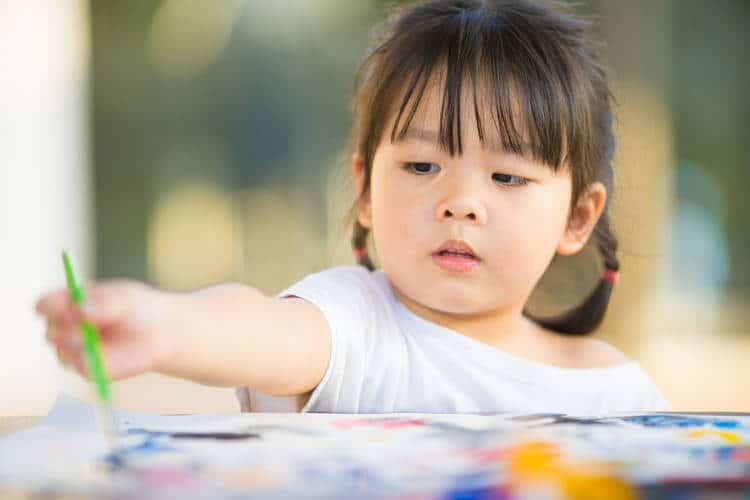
xmin=556 ymin=181 xmax=607 ymax=256
xmin=351 ymin=153 xmax=373 ymax=228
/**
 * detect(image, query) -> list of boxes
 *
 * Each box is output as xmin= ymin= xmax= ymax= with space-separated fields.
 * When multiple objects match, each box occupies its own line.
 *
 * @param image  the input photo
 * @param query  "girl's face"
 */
xmin=354 ymin=82 xmax=604 ymax=320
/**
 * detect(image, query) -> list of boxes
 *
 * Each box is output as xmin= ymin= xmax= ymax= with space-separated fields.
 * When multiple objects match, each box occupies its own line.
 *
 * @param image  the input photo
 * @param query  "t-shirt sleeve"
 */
xmin=242 ymin=265 xmax=378 ymax=413
xmin=632 ymin=366 xmax=672 ymax=412
xmin=642 ymin=384 xmax=672 ymax=412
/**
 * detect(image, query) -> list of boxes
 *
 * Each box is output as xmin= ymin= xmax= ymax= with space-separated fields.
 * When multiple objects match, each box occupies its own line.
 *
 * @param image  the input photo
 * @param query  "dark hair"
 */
xmin=347 ymin=0 xmax=619 ymax=335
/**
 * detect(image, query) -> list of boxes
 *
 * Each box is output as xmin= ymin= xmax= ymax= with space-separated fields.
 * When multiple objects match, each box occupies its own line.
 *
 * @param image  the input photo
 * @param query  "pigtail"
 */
xmin=352 ymin=220 xmax=376 ymax=271
xmin=525 ymin=211 xmax=620 ymax=335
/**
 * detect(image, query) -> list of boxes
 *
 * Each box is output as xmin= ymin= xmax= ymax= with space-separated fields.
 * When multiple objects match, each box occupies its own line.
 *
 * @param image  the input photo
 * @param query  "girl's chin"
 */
xmin=417 ymin=295 xmax=493 ymax=316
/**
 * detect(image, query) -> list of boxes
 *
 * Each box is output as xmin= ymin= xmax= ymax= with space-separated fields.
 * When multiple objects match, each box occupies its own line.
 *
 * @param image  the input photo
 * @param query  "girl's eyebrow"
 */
xmin=395 ymin=127 xmax=532 ymax=157
xmin=395 ymin=128 xmax=442 ymax=147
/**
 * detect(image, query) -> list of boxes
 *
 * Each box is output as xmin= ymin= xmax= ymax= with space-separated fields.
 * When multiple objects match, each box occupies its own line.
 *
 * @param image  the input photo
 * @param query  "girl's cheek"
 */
xmin=378 ymin=180 xmax=423 ymax=223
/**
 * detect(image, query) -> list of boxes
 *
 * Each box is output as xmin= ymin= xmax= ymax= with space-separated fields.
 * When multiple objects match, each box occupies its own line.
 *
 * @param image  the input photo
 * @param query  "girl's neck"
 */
xmin=388 ymin=279 xmax=538 ymax=346
xmin=385 ymin=276 xmax=632 ymax=371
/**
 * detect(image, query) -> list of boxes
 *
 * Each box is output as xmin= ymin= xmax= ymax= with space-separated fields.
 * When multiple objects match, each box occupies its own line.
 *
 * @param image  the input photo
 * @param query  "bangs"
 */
xmin=383 ymin=7 xmax=582 ymax=173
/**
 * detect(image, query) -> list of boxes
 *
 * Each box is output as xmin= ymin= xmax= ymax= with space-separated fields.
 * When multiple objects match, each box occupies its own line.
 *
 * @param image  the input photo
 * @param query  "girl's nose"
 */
xmin=435 ymin=196 xmax=487 ymax=225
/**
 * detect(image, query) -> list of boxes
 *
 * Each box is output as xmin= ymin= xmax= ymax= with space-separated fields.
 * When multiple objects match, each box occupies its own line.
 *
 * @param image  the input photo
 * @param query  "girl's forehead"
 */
xmin=384 ymin=73 xmax=533 ymax=157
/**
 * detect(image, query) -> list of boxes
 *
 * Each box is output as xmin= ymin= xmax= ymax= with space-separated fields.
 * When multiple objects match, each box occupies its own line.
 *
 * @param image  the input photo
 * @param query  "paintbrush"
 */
xmin=62 ymin=250 xmax=121 ymax=455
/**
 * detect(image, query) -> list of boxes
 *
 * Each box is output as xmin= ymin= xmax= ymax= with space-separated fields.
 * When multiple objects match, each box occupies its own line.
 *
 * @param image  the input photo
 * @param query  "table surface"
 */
xmin=1 ymin=418 xmax=54 ymax=500
xmin=0 ymin=417 xmax=41 ymax=436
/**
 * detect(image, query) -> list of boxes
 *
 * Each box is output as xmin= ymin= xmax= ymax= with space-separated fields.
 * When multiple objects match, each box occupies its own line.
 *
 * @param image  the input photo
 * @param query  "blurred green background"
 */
xmin=91 ymin=0 xmax=749 ymax=295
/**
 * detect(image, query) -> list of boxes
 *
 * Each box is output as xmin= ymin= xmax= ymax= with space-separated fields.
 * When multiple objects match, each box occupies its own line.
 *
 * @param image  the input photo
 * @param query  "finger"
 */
xmin=58 ymin=339 xmax=90 ymax=380
xmin=35 ymin=289 xmax=76 ymax=322
xmin=55 ymin=342 xmax=81 ymax=370
xmin=61 ymin=339 xmax=89 ymax=375
xmin=99 ymin=335 xmax=156 ymax=380
xmin=45 ymin=313 xmax=78 ymax=344
xmin=45 ymin=321 xmax=66 ymax=346
xmin=79 ymin=280 xmax=140 ymax=329
xmin=55 ymin=323 xmax=120 ymax=380
xmin=72 ymin=353 xmax=88 ymax=379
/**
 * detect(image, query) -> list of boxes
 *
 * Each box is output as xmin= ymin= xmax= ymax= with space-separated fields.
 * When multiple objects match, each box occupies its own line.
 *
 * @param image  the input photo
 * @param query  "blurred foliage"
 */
xmin=670 ymin=0 xmax=749 ymax=292
xmin=91 ymin=1 xmax=377 ymax=283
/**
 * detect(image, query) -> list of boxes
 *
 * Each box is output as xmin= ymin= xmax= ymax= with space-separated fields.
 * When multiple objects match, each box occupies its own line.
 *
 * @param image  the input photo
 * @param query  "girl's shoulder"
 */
xmin=573 ymin=337 xmax=631 ymax=368
xmin=291 ymin=265 xmax=376 ymax=289
xmin=304 ymin=264 xmax=374 ymax=280
xmin=281 ymin=265 xmax=387 ymax=309
xmin=532 ymin=322 xmax=631 ymax=369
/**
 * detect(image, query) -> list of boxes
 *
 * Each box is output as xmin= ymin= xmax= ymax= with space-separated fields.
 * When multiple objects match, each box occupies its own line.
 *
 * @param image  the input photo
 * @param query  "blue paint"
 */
xmin=623 ymin=415 xmax=743 ymax=429
xmin=126 ymin=433 xmax=178 ymax=454
xmin=443 ymin=485 xmax=508 ymax=500
xmin=715 ymin=446 xmax=736 ymax=461
xmin=103 ymin=432 xmax=179 ymax=470
xmin=104 ymin=451 xmax=126 ymax=471
xmin=713 ymin=420 xmax=740 ymax=429
xmin=443 ymin=471 xmax=507 ymax=500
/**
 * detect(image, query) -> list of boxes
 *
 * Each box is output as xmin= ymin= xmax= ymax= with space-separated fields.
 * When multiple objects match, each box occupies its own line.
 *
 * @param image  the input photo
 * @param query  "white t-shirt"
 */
xmin=236 ymin=265 xmax=670 ymax=415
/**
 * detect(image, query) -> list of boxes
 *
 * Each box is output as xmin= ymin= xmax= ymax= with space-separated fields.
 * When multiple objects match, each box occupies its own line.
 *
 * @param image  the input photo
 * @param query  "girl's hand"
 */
xmin=35 ymin=280 xmax=173 ymax=380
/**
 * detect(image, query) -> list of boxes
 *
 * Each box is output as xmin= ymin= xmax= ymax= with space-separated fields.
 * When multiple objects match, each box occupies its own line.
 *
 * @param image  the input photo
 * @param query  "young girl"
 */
xmin=36 ymin=0 xmax=669 ymax=415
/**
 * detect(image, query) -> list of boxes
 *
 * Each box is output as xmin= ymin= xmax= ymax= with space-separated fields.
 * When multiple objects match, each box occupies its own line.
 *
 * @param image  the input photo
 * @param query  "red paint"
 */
xmin=333 ymin=417 xmax=428 ymax=430
xmin=139 ymin=467 xmax=195 ymax=488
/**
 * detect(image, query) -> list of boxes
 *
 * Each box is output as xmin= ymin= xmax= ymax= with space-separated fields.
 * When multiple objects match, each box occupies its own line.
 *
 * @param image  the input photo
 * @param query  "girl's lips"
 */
xmin=432 ymin=253 xmax=481 ymax=272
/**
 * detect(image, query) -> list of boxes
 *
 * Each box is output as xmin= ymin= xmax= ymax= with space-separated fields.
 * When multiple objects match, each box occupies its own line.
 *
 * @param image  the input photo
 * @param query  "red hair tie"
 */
xmin=603 ymin=269 xmax=620 ymax=285
xmin=353 ymin=247 xmax=368 ymax=259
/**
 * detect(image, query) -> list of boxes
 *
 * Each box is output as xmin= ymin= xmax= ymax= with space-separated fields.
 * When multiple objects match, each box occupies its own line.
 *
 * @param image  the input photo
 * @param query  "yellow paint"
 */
xmin=506 ymin=439 xmax=637 ymax=500
xmin=686 ymin=429 xmax=741 ymax=444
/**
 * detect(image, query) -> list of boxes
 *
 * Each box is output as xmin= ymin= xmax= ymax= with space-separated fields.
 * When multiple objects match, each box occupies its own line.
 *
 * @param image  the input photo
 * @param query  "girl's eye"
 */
xmin=492 ymin=172 xmax=529 ymax=187
xmin=402 ymin=163 xmax=528 ymax=187
xmin=403 ymin=162 xmax=440 ymax=175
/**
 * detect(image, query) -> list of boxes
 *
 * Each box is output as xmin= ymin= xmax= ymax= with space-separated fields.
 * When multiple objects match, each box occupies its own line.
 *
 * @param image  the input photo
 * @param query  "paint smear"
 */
xmin=505 ymin=440 xmax=637 ymax=500
xmin=686 ymin=429 xmax=742 ymax=444
xmin=333 ymin=417 xmax=427 ymax=430
xmin=623 ymin=415 xmax=741 ymax=429
xmin=127 ymin=428 xmax=260 ymax=440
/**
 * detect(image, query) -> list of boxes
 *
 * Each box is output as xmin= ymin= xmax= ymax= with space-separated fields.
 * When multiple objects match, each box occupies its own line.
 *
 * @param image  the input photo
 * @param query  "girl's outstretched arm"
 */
xmin=36 ymin=280 xmax=331 ymax=397
xmin=163 ymin=283 xmax=330 ymax=395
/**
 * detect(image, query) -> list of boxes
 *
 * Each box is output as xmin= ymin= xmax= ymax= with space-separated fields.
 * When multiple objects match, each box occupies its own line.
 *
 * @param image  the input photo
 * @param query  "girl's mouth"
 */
xmin=432 ymin=251 xmax=481 ymax=272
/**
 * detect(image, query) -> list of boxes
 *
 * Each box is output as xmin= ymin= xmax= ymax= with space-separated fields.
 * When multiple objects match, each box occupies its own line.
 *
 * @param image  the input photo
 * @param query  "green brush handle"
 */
xmin=62 ymin=251 xmax=112 ymax=405
xmin=80 ymin=320 xmax=112 ymax=403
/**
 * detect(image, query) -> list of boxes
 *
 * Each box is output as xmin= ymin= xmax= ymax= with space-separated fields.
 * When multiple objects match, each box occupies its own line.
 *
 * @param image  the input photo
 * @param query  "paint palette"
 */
xmin=2 ymin=395 xmax=750 ymax=499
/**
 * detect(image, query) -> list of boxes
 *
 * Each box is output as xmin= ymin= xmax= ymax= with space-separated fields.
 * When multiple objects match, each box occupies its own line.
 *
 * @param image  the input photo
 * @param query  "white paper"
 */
xmin=3 ymin=393 xmax=750 ymax=498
